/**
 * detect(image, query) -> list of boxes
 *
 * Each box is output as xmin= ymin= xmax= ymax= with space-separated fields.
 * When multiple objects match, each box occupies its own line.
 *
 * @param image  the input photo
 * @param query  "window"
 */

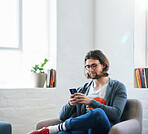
xmin=0 ymin=0 xmax=57 ymax=88
xmin=0 ymin=0 xmax=20 ymax=49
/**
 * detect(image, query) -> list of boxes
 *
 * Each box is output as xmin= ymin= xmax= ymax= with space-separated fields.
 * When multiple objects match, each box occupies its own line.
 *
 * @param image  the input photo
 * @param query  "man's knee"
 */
xmin=90 ymin=108 xmax=105 ymax=116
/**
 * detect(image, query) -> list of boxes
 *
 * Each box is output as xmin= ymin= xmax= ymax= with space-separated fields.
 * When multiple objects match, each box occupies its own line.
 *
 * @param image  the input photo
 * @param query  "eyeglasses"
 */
xmin=85 ymin=63 xmax=101 ymax=71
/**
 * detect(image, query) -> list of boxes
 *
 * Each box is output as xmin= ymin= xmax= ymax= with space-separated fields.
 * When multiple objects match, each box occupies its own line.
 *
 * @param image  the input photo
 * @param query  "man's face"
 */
xmin=85 ymin=59 xmax=104 ymax=79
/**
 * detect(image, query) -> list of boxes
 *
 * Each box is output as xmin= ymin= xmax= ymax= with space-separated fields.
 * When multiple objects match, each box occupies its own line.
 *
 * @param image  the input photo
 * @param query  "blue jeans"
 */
xmin=58 ymin=108 xmax=111 ymax=134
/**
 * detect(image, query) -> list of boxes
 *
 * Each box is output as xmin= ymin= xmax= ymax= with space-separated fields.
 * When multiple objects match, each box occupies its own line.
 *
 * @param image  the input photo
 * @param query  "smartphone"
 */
xmin=69 ymin=88 xmax=77 ymax=94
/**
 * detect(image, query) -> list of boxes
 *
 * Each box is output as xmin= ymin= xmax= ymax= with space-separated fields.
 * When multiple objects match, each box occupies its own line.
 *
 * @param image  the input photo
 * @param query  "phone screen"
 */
xmin=69 ymin=88 xmax=77 ymax=94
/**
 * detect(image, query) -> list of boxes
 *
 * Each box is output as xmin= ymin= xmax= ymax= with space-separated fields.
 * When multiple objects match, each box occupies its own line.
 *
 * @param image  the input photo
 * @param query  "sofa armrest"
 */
xmin=36 ymin=118 xmax=63 ymax=130
xmin=0 ymin=121 xmax=12 ymax=134
xmin=108 ymin=119 xmax=141 ymax=134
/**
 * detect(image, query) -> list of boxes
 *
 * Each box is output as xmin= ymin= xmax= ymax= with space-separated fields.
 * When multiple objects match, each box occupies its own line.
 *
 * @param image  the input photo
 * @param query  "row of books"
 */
xmin=135 ymin=68 xmax=148 ymax=88
xmin=46 ymin=69 xmax=56 ymax=88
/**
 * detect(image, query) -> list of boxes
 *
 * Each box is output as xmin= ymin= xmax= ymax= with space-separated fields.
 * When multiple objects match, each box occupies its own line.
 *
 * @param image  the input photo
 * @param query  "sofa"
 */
xmin=0 ymin=121 xmax=12 ymax=134
xmin=35 ymin=99 xmax=142 ymax=134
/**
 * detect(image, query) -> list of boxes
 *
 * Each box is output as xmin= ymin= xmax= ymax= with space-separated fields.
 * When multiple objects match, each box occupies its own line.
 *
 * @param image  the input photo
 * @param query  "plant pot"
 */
xmin=31 ymin=73 xmax=47 ymax=88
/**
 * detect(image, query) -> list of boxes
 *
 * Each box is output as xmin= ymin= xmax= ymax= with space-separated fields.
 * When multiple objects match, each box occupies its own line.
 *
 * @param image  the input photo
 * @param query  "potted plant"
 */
xmin=31 ymin=58 xmax=48 ymax=88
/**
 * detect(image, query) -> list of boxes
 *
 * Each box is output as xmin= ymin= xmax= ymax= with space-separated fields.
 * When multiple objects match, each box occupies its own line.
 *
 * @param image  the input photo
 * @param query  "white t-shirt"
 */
xmin=86 ymin=82 xmax=108 ymax=112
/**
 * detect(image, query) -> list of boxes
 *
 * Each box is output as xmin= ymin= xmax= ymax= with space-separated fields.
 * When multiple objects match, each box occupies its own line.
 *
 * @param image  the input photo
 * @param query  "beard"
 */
xmin=88 ymin=72 xmax=103 ymax=79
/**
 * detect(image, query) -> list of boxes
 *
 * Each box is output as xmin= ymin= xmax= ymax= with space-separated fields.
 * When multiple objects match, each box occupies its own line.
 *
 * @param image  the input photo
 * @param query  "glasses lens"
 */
xmin=91 ymin=64 xmax=97 ymax=69
xmin=85 ymin=65 xmax=90 ymax=70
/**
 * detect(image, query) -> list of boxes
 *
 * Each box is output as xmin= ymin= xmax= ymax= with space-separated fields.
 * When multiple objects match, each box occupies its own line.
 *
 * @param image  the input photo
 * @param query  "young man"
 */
xmin=30 ymin=50 xmax=127 ymax=134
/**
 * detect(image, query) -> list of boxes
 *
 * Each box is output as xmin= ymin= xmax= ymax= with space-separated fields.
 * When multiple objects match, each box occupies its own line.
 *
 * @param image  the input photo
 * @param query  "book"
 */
xmin=46 ymin=69 xmax=51 ymax=88
xmin=142 ymin=68 xmax=146 ymax=88
xmin=53 ymin=70 xmax=56 ymax=87
xmin=139 ymin=68 xmax=145 ymax=88
xmin=52 ymin=69 xmax=56 ymax=87
xmin=49 ymin=69 xmax=53 ymax=87
xmin=135 ymin=69 xmax=140 ymax=88
xmin=137 ymin=68 xmax=142 ymax=88
xmin=144 ymin=68 xmax=148 ymax=88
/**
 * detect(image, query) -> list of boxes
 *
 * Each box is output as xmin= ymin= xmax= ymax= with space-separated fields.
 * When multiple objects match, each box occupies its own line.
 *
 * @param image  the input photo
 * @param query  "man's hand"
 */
xmin=69 ymin=94 xmax=78 ymax=106
xmin=69 ymin=93 xmax=92 ymax=106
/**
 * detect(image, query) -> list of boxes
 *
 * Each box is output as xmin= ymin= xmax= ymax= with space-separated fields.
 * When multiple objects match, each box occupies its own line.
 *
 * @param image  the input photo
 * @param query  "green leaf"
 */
xmin=41 ymin=58 xmax=48 ymax=67
xmin=31 ymin=58 xmax=48 ymax=73
xmin=39 ymin=68 xmax=43 ymax=70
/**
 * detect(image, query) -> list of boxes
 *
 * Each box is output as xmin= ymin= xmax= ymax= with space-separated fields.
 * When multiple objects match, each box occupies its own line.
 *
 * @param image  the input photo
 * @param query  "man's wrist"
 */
xmin=88 ymin=99 xmax=93 ymax=105
xmin=68 ymin=101 xmax=73 ymax=107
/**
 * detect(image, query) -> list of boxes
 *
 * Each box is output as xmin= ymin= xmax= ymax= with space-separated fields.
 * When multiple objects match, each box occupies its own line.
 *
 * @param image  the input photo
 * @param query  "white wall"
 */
xmin=95 ymin=0 xmax=148 ymax=134
xmin=134 ymin=0 xmax=146 ymax=68
xmin=57 ymin=0 xmax=94 ymax=92
xmin=0 ymin=0 xmax=148 ymax=134
xmin=95 ymin=0 xmax=134 ymax=87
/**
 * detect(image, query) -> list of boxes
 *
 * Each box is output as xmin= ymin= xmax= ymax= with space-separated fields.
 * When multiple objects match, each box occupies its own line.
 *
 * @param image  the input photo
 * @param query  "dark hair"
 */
xmin=84 ymin=50 xmax=109 ymax=78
